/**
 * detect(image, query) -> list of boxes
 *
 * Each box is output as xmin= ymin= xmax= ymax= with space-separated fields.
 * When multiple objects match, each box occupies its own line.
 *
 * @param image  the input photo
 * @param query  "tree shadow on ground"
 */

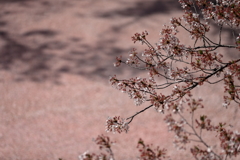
xmin=0 ymin=0 xmax=237 ymax=84
xmin=0 ymin=0 xmax=31 ymax=3
xmin=95 ymin=0 xmax=182 ymax=18
xmin=0 ymin=0 xmax=179 ymax=83
xmin=0 ymin=26 xmax=135 ymax=83
xmin=92 ymin=0 xmax=182 ymax=32
xmin=0 ymin=30 xmax=66 ymax=82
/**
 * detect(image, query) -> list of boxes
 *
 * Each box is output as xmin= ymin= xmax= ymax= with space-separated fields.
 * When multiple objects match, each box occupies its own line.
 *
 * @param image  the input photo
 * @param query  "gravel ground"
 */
xmin=0 ymin=0 xmax=239 ymax=160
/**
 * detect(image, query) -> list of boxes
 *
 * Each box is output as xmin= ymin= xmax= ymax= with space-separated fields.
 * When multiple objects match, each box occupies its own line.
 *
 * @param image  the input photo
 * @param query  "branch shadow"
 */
xmin=4 ymin=0 xmax=235 ymax=84
xmin=95 ymin=0 xmax=182 ymax=18
xmin=58 ymin=41 xmax=136 ymax=81
xmin=0 ymin=0 xmax=32 ymax=3
xmin=93 ymin=0 xmax=182 ymax=32
xmin=0 ymin=0 xmax=176 ymax=83
xmin=0 ymin=30 xmax=67 ymax=82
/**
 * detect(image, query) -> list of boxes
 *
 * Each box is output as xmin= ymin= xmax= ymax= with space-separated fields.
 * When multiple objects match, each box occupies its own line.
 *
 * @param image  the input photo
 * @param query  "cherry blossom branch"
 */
xmin=184 ymin=58 xmax=240 ymax=91
xmin=126 ymin=104 xmax=153 ymax=124
xmin=103 ymin=1 xmax=240 ymax=159
xmin=178 ymin=112 xmax=222 ymax=159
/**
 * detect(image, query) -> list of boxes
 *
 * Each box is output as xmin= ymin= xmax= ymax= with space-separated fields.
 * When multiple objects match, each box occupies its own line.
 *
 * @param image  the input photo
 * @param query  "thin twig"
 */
xmin=126 ymin=105 xmax=153 ymax=124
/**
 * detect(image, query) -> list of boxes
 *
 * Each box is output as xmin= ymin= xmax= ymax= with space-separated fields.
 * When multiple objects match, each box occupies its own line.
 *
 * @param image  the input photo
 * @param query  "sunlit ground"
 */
xmin=0 ymin=0 xmax=239 ymax=159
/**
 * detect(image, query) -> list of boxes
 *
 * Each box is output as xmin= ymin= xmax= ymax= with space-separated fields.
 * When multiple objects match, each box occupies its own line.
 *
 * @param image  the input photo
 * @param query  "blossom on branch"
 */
xmin=88 ymin=0 xmax=240 ymax=159
xmin=106 ymin=116 xmax=129 ymax=133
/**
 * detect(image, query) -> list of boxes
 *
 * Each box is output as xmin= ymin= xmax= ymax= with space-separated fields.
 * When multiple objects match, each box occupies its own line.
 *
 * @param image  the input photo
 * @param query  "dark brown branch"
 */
xmin=126 ymin=105 xmax=153 ymax=124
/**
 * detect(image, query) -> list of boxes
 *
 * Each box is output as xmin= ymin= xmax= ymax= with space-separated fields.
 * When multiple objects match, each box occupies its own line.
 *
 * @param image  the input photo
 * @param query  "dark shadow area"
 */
xmin=55 ymin=32 xmax=143 ymax=81
xmin=93 ymin=0 xmax=182 ymax=32
xmin=0 ymin=24 xmax=140 ymax=83
xmin=0 ymin=0 xmax=160 ymax=83
xmin=23 ymin=30 xmax=58 ymax=37
xmin=0 ymin=21 xmax=7 ymax=27
xmin=0 ymin=0 xmax=237 ymax=84
xmin=0 ymin=0 xmax=32 ymax=2
xmin=95 ymin=0 xmax=182 ymax=18
xmin=59 ymin=45 xmax=135 ymax=81
xmin=0 ymin=29 xmax=68 ymax=83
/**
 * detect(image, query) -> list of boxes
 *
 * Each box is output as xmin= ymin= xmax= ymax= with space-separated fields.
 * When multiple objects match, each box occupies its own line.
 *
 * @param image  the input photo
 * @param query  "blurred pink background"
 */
xmin=0 ymin=0 xmax=239 ymax=159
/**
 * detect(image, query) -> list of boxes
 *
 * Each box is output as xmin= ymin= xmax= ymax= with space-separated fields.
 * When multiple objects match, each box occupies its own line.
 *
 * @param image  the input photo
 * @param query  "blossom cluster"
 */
xmin=137 ymin=138 xmax=169 ymax=160
xmin=164 ymin=114 xmax=190 ymax=150
xmin=190 ymin=146 xmax=221 ymax=160
xmin=198 ymin=0 xmax=240 ymax=27
xmin=79 ymin=135 xmax=115 ymax=160
xmin=109 ymin=75 xmax=156 ymax=106
xmin=216 ymin=125 xmax=240 ymax=157
xmin=189 ymin=121 xmax=240 ymax=159
xmin=105 ymin=116 xmax=129 ymax=133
